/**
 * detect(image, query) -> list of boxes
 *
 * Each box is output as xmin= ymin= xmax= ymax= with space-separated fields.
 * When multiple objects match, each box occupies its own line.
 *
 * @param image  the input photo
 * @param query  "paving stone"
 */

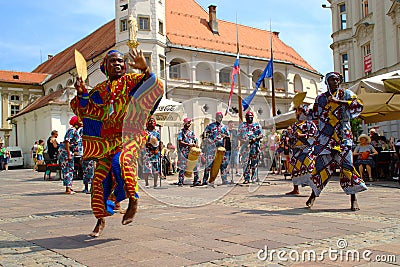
xmin=1 ymin=169 xmax=399 ymax=266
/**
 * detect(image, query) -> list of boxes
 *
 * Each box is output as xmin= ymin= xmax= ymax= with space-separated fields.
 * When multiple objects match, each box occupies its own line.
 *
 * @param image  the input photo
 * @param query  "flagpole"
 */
xmin=236 ymin=14 xmax=243 ymax=122
xmin=270 ymin=21 xmax=276 ymax=117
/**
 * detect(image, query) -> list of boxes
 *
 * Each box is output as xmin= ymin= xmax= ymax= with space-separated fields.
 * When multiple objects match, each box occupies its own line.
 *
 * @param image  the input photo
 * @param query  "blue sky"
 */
xmin=0 ymin=0 xmax=332 ymax=76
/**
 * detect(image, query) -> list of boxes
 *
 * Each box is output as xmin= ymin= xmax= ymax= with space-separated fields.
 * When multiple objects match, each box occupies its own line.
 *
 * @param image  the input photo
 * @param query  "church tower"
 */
xmin=114 ymin=0 xmax=167 ymax=82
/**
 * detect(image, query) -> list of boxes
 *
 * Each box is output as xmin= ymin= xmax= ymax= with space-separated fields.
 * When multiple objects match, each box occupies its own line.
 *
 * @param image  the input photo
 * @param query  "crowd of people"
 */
xmin=25 ymin=46 xmax=400 ymax=238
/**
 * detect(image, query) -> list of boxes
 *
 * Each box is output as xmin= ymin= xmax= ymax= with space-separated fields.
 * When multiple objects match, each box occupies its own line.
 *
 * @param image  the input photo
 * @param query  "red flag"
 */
xmin=225 ymin=54 xmax=240 ymax=115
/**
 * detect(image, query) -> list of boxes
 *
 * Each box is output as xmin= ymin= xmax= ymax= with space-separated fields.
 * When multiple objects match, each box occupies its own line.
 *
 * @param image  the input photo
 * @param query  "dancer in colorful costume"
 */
xmin=177 ymin=118 xmax=200 ymax=186
xmin=77 ymin=125 xmax=95 ymax=194
xmin=308 ymin=72 xmax=366 ymax=210
xmin=201 ymin=112 xmax=230 ymax=185
xmin=238 ymin=111 xmax=263 ymax=184
xmin=58 ymin=116 xmax=81 ymax=194
xmin=71 ymin=49 xmax=163 ymax=237
xmin=285 ymin=104 xmax=317 ymax=195
xmin=142 ymin=117 xmax=161 ymax=188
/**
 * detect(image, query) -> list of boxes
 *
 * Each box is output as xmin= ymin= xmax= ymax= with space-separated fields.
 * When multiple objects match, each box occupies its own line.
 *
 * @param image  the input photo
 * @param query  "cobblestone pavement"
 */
xmin=0 ymin=169 xmax=399 ymax=266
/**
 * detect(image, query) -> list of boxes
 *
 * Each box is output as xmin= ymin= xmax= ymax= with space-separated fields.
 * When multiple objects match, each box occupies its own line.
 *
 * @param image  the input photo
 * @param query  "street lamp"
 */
xmin=321 ymin=4 xmax=332 ymax=8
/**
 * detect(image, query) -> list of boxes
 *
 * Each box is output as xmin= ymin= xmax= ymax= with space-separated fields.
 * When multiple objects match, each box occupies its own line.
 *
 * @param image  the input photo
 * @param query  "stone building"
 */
xmin=326 ymin=0 xmax=400 ymax=137
xmin=7 ymin=0 xmax=322 ymax=166
xmin=0 ymin=71 xmax=48 ymax=146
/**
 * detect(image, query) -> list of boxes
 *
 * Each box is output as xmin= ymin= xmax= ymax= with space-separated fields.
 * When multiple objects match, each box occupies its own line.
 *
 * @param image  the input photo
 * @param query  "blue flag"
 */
xmin=242 ymin=59 xmax=273 ymax=111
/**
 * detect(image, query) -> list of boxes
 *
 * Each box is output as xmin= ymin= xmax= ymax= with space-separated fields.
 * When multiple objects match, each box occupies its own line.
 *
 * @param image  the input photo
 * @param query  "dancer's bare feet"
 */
xmin=350 ymin=194 xmax=360 ymax=211
xmin=122 ymin=198 xmax=138 ymax=225
xmin=286 ymin=185 xmax=299 ymax=195
xmin=286 ymin=190 xmax=300 ymax=195
xmin=89 ymin=218 xmax=105 ymax=237
xmin=114 ymin=202 xmax=121 ymax=212
xmin=306 ymin=191 xmax=316 ymax=208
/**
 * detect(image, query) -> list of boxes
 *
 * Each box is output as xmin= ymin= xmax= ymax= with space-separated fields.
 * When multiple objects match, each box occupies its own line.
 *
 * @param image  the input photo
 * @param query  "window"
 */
xmin=143 ymin=53 xmax=151 ymax=69
xmin=339 ymin=3 xmax=347 ymax=30
xmin=361 ymin=0 xmax=369 ymax=18
xmin=159 ymin=58 xmax=165 ymax=79
xmin=139 ymin=16 xmax=150 ymax=30
xmin=120 ymin=18 xmax=128 ymax=32
xmin=10 ymin=105 xmax=20 ymax=115
xmin=10 ymin=95 xmax=20 ymax=101
xmin=219 ymin=68 xmax=231 ymax=84
xmin=158 ymin=20 xmax=164 ymax=35
xmin=341 ymin=53 xmax=349 ymax=82
xmin=169 ymin=62 xmax=180 ymax=79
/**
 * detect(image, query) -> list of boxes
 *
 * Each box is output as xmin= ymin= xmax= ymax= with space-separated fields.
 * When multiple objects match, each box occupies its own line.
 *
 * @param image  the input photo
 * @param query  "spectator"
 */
xmin=227 ymin=120 xmax=240 ymax=176
xmin=0 ymin=142 xmax=8 ymax=171
xmin=47 ymin=130 xmax=59 ymax=161
xmin=353 ymin=134 xmax=378 ymax=182
xmin=31 ymin=141 xmax=38 ymax=170
xmin=375 ymin=135 xmax=390 ymax=179
xmin=395 ymin=139 xmax=400 ymax=181
xmin=167 ymin=145 xmax=178 ymax=174
xmin=267 ymin=128 xmax=279 ymax=174
xmin=36 ymin=140 xmax=45 ymax=166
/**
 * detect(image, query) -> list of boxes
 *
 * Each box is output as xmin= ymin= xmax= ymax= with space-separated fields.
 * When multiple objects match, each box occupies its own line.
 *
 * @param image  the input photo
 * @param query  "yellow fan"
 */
xmin=290 ymin=92 xmax=307 ymax=110
xmin=74 ymin=49 xmax=87 ymax=81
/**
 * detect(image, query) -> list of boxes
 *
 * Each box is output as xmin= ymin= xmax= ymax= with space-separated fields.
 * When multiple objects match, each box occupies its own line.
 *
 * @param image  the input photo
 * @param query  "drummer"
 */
xmin=201 ymin=112 xmax=230 ymax=185
xmin=177 ymin=118 xmax=200 ymax=186
xmin=238 ymin=111 xmax=263 ymax=184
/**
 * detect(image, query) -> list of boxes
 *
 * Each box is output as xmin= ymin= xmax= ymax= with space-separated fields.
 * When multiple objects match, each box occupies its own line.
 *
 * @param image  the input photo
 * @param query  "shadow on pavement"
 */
xmin=24 ymin=191 xmax=70 ymax=196
xmin=31 ymin=234 xmax=120 ymax=249
xmin=233 ymin=207 xmax=357 ymax=217
xmin=0 ymin=235 xmax=119 ymax=252
xmin=248 ymin=194 xmax=309 ymax=199
xmin=32 ymin=210 xmax=93 ymax=217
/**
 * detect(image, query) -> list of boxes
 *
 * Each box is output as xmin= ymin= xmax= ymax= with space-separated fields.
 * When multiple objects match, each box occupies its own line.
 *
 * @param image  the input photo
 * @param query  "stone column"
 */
xmin=2 ymin=92 xmax=8 ymax=129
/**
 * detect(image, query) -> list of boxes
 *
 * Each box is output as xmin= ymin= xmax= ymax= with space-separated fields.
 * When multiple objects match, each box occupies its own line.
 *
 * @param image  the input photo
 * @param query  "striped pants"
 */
xmin=91 ymin=141 xmax=141 ymax=219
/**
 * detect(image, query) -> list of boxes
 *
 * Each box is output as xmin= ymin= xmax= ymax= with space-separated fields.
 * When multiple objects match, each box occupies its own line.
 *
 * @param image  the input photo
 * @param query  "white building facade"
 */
xmin=327 ymin=0 xmax=400 ymax=138
xmin=9 ymin=0 xmax=323 ymax=166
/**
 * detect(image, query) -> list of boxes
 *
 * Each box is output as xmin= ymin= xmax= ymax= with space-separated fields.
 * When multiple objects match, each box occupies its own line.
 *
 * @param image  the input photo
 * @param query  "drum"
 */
xmin=209 ymin=147 xmax=226 ymax=183
xmin=184 ymin=147 xmax=201 ymax=177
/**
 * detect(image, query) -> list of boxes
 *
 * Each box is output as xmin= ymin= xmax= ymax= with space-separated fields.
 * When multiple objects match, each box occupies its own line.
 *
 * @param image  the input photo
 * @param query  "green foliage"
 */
xmin=351 ymin=117 xmax=362 ymax=140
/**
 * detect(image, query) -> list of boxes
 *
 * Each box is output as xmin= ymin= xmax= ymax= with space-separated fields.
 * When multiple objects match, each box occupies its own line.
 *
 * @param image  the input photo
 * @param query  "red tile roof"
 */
xmin=32 ymin=20 xmax=115 ymax=79
xmin=0 ymin=70 xmax=50 ymax=85
xmin=166 ymin=0 xmax=317 ymax=73
xmin=31 ymin=1 xmax=317 ymax=81
xmin=8 ymin=88 xmax=68 ymax=120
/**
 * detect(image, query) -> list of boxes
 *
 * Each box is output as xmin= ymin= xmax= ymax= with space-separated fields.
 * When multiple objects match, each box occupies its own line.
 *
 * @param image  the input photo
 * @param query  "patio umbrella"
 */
xmin=153 ymin=98 xmax=183 ymax=127
xmin=349 ymin=70 xmax=400 ymax=123
xmin=383 ymin=75 xmax=400 ymax=93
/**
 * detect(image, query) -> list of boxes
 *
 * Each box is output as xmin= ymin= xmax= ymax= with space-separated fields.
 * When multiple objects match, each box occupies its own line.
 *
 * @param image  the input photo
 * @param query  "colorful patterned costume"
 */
xmin=288 ymin=106 xmax=317 ymax=186
xmin=58 ymin=127 xmax=80 ymax=188
xmin=202 ymin=122 xmax=230 ymax=183
xmin=70 ymin=72 xmax=163 ymax=219
xmin=177 ymin=128 xmax=199 ymax=185
xmin=142 ymin=129 xmax=161 ymax=174
xmin=77 ymin=127 xmax=95 ymax=185
xmin=238 ymin=121 xmax=263 ymax=182
xmin=311 ymin=88 xmax=367 ymax=196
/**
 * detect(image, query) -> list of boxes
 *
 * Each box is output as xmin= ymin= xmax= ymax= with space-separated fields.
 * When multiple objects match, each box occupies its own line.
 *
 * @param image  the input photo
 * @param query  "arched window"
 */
xmin=219 ymin=67 xmax=231 ymax=84
xmin=274 ymin=72 xmax=286 ymax=92
xmin=196 ymin=62 xmax=212 ymax=83
xmin=294 ymin=74 xmax=303 ymax=92
xmin=169 ymin=58 xmax=189 ymax=80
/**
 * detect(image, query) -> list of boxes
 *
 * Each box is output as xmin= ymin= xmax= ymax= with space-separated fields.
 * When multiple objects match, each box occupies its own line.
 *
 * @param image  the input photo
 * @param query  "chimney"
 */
xmin=273 ymin=31 xmax=280 ymax=37
xmin=208 ymin=5 xmax=219 ymax=34
xmin=48 ymin=55 xmax=54 ymax=60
